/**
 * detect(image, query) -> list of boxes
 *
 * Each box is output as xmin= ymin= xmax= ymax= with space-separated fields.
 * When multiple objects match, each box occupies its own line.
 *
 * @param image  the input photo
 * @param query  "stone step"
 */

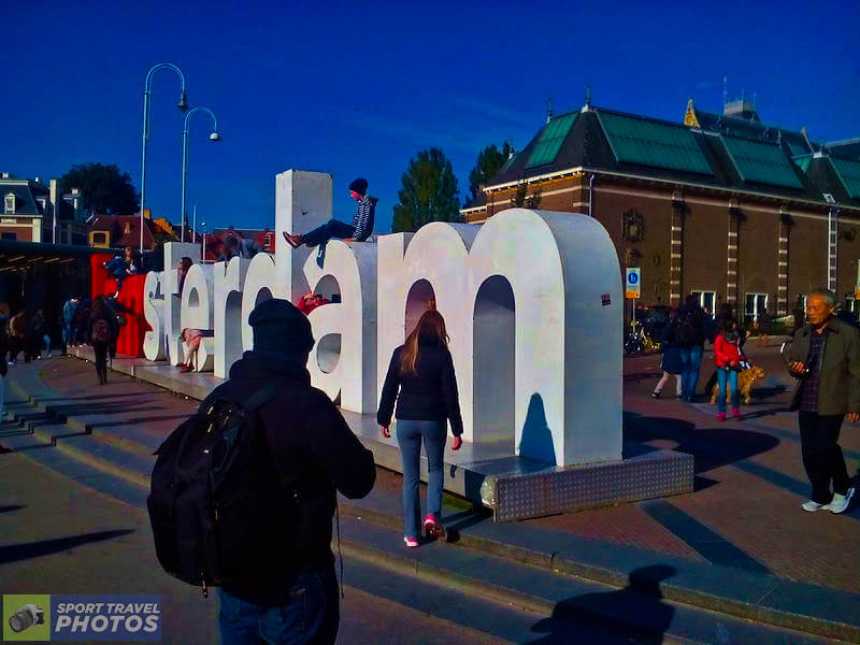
xmin=338 ymin=514 xmax=829 ymax=644
xmin=337 ymin=477 xmax=860 ymax=644
xmin=0 ymin=419 xmax=148 ymax=508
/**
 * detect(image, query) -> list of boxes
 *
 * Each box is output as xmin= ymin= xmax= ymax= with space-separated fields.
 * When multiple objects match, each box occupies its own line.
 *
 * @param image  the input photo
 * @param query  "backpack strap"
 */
xmin=242 ymin=383 xmax=279 ymax=412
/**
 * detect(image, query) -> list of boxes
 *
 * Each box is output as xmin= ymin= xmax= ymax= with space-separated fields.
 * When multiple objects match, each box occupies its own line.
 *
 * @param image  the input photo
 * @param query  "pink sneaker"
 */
xmin=423 ymin=514 xmax=445 ymax=540
xmin=731 ymin=407 xmax=741 ymax=419
xmin=717 ymin=412 xmax=726 ymax=422
xmin=403 ymin=536 xmax=419 ymax=548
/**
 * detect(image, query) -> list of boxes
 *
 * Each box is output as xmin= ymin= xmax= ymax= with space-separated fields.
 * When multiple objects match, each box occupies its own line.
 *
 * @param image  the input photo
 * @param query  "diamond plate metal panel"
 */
xmin=493 ymin=450 xmax=694 ymax=522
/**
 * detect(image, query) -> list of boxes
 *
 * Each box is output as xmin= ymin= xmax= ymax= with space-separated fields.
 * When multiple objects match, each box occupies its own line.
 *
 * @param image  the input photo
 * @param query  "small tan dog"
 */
xmin=710 ymin=366 xmax=767 ymax=406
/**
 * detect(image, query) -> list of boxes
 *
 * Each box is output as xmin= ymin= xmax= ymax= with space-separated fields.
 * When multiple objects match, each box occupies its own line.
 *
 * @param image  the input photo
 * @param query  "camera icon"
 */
xmin=8 ymin=603 xmax=45 ymax=633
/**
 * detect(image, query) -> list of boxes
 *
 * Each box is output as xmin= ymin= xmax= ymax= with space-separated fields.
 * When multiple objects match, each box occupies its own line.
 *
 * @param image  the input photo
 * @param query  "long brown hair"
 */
xmin=400 ymin=309 xmax=449 ymax=375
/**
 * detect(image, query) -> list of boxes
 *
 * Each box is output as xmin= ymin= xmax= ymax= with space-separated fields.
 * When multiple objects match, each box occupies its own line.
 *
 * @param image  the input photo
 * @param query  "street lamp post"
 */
xmin=180 ymin=107 xmax=220 ymax=242
xmin=201 ymin=220 xmax=207 ymax=261
xmin=191 ymin=203 xmax=198 ymax=243
xmin=139 ymin=63 xmax=188 ymax=255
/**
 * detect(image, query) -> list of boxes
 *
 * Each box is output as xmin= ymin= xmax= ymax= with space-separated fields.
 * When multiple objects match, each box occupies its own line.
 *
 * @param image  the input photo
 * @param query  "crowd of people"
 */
xmin=649 ymin=289 xmax=857 ymax=516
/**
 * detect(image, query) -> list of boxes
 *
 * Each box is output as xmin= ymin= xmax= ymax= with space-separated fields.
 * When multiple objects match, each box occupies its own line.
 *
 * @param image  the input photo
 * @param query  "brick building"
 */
xmin=461 ymin=99 xmax=860 ymax=321
xmin=88 ymin=213 xmax=159 ymax=250
xmin=0 ymin=173 xmax=86 ymax=244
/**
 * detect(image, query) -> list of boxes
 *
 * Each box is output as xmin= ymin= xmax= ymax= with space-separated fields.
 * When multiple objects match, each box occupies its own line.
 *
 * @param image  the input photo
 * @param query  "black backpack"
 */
xmin=147 ymin=384 xmax=292 ymax=598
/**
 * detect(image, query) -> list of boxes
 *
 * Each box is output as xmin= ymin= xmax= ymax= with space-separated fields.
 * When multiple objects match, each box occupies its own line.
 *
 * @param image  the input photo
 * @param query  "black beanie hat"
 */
xmin=248 ymin=298 xmax=314 ymax=357
xmin=348 ymin=177 xmax=368 ymax=195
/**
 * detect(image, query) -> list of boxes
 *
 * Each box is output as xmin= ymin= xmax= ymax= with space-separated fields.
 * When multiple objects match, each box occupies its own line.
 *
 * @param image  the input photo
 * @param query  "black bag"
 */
xmin=147 ymin=384 xmax=287 ymax=597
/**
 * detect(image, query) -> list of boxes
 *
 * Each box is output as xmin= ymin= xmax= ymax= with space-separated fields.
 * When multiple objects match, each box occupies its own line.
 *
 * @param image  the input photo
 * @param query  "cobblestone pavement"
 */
xmin=31 ymin=348 xmax=860 ymax=594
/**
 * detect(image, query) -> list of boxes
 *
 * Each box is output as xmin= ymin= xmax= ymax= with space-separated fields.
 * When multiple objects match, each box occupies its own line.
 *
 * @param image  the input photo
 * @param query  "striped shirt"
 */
xmin=351 ymin=196 xmax=376 ymax=241
xmin=799 ymin=330 xmax=827 ymax=412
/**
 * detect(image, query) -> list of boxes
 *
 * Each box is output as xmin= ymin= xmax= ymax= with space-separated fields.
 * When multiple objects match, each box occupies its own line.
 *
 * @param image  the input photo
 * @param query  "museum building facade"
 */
xmin=461 ymin=99 xmax=860 ymax=320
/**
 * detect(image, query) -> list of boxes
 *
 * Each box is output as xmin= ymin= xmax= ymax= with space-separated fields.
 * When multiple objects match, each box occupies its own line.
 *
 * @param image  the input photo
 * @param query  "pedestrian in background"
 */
xmin=652 ymin=311 xmax=684 ymax=399
xmin=677 ymin=294 xmax=706 ymax=401
xmin=756 ymin=308 xmax=772 ymax=347
xmin=0 ymin=314 xmax=7 ymax=421
xmin=378 ymin=309 xmax=464 ymax=548
xmin=713 ymin=316 xmax=743 ymax=421
xmin=62 ymin=296 xmax=80 ymax=354
xmin=89 ymin=296 xmax=117 ymax=385
xmin=786 ymin=289 xmax=859 ymax=514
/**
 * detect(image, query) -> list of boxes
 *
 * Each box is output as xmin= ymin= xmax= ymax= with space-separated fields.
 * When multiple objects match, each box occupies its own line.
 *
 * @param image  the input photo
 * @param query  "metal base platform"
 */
xmin=66 ymin=346 xmax=694 ymax=520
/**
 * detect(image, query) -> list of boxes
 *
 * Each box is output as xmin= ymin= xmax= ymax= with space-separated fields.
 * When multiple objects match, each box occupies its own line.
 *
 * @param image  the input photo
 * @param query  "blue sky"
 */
xmin=1 ymin=1 xmax=858 ymax=234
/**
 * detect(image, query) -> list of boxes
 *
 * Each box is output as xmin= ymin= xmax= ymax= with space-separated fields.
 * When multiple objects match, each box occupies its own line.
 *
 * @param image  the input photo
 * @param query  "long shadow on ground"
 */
xmin=0 ymin=530 xmax=136 ymax=565
xmin=529 ymin=565 xmax=676 ymax=644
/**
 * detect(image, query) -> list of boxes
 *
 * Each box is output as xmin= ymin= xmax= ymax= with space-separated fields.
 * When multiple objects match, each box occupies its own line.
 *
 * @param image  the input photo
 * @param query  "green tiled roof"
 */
xmin=786 ymin=139 xmax=810 ymax=157
xmin=830 ymin=157 xmax=860 ymax=199
xmin=793 ymin=155 xmax=813 ymax=173
xmin=721 ymin=136 xmax=803 ymax=189
xmin=526 ymin=113 xmax=577 ymax=168
xmin=598 ymin=112 xmax=713 ymax=175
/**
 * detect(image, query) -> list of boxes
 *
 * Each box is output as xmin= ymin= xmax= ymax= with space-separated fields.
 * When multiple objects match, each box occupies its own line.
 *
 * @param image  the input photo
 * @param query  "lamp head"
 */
xmin=209 ymin=131 xmax=221 ymax=142
xmin=177 ymin=91 xmax=189 ymax=112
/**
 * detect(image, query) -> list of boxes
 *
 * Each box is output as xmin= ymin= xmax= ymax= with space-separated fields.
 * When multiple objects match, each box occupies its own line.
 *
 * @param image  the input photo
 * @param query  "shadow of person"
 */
xmin=530 ymin=565 xmax=676 ymax=643
xmin=519 ymin=393 xmax=556 ymax=466
xmin=624 ymin=411 xmax=779 ymax=475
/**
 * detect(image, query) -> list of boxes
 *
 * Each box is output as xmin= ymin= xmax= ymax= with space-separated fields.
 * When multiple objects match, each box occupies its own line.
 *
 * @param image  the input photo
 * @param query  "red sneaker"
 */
xmin=731 ymin=408 xmax=742 ymax=419
xmin=282 ymin=232 xmax=302 ymax=249
xmin=423 ymin=514 xmax=445 ymax=540
xmin=717 ymin=412 xmax=726 ymax=422
xmin=403 ymin=536 xmax=419 ymax=548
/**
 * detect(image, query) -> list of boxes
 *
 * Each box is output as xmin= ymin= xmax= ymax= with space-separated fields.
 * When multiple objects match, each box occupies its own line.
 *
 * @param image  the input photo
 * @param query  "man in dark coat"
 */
xmin=677 ymin=295 xmax=707 ymax=401
xmin=214 ymin=298 xmax=376 ymax=644
xmin=787 ymin=289 xmax=859 ymax=515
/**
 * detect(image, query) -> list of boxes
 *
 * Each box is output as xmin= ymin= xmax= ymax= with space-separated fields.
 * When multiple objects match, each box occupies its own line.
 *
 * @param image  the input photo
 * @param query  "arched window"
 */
xmin=4 ymin=193 xmax=14 ymax=215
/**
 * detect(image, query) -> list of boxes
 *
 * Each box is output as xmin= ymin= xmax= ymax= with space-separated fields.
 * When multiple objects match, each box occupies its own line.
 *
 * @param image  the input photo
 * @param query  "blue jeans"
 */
xmin=681 ymin=345 xmax=703 ymax=400
xmin=716 ymin=368 xmax=740 ymax=413
xmin=396 ymin=419 xmax=446 ymax=538
xmin=301 ymin=220 xmax=356 ymax=248
xmin=218 ymin=567 xmax=339 ymax=645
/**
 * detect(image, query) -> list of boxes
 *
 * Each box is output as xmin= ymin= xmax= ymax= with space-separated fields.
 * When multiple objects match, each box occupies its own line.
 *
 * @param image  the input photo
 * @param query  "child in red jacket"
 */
xmin=713 ymin=318 xmax=743 ymax=421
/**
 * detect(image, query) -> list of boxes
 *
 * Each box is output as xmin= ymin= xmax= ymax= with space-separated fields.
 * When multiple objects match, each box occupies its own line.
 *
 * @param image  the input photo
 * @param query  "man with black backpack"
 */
xmin=148 ymin=298 xmax=376 ymax=644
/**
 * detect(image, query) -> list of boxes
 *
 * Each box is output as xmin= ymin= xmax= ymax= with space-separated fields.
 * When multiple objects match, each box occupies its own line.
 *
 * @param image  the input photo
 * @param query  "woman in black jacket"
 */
xmin=89 ymin=296 xmax=117 ymax=385
xmin=378 ymin=309 xmax=463 ymax=547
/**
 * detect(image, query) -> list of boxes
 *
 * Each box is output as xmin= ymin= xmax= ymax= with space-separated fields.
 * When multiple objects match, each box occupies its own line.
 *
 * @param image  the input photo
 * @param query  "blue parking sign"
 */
xmin=625 ymin=268 xmax=641 ymax=299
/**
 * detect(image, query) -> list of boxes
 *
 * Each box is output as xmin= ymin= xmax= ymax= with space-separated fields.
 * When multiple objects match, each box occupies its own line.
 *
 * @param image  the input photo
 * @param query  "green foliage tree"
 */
xmin=59 ymin=163 xmax=139 ymax=215
xmin=467 ymin=141 xmax=514 ymax=206
xmin=392 ymin=148 xmax=460 ymax=233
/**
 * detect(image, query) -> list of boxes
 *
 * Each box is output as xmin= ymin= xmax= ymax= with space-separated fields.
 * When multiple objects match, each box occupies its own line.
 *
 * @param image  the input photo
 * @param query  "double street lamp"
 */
xmin=180 ymin=107 xmax=220 ymax=242
xmin=139 ymin=63 xmax=188 ymax=255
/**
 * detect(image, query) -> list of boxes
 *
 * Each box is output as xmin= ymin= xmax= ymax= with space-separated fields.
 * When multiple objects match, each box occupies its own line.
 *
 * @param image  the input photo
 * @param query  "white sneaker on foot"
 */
xmin=801 ymin=500 xmax=830 ymax=512
xmin=829 ymin=488 xmax=855 ymax=514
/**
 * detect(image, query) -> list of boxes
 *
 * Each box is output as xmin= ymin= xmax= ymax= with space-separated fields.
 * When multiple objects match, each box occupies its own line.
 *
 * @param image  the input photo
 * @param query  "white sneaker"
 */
xmin=801 ymin=500 xmax=830 ymax=512
xmin=829 ymin=488 xmax=855 ymax=514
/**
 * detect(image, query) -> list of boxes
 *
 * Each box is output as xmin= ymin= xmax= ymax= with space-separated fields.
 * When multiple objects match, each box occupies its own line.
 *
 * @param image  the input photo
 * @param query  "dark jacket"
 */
xmin=88 ymin=312 xmax=118 ymax=345
xmin=377 ymin=341 xmax=464 ymax=436
xmin=787 ymin=317 xmax=860 ymax=415
xmin=659 ymin=320 xmax=684 ymax=375
xmin=217 ymin=351 xmax=375 ymax=604
xmin=678 ymin=305 xmax=706 ymax=348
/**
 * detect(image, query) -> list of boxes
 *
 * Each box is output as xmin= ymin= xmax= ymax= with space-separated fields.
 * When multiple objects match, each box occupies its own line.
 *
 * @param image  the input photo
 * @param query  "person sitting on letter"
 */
xmin=283 ymin=177 xmax=376 ymax=249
